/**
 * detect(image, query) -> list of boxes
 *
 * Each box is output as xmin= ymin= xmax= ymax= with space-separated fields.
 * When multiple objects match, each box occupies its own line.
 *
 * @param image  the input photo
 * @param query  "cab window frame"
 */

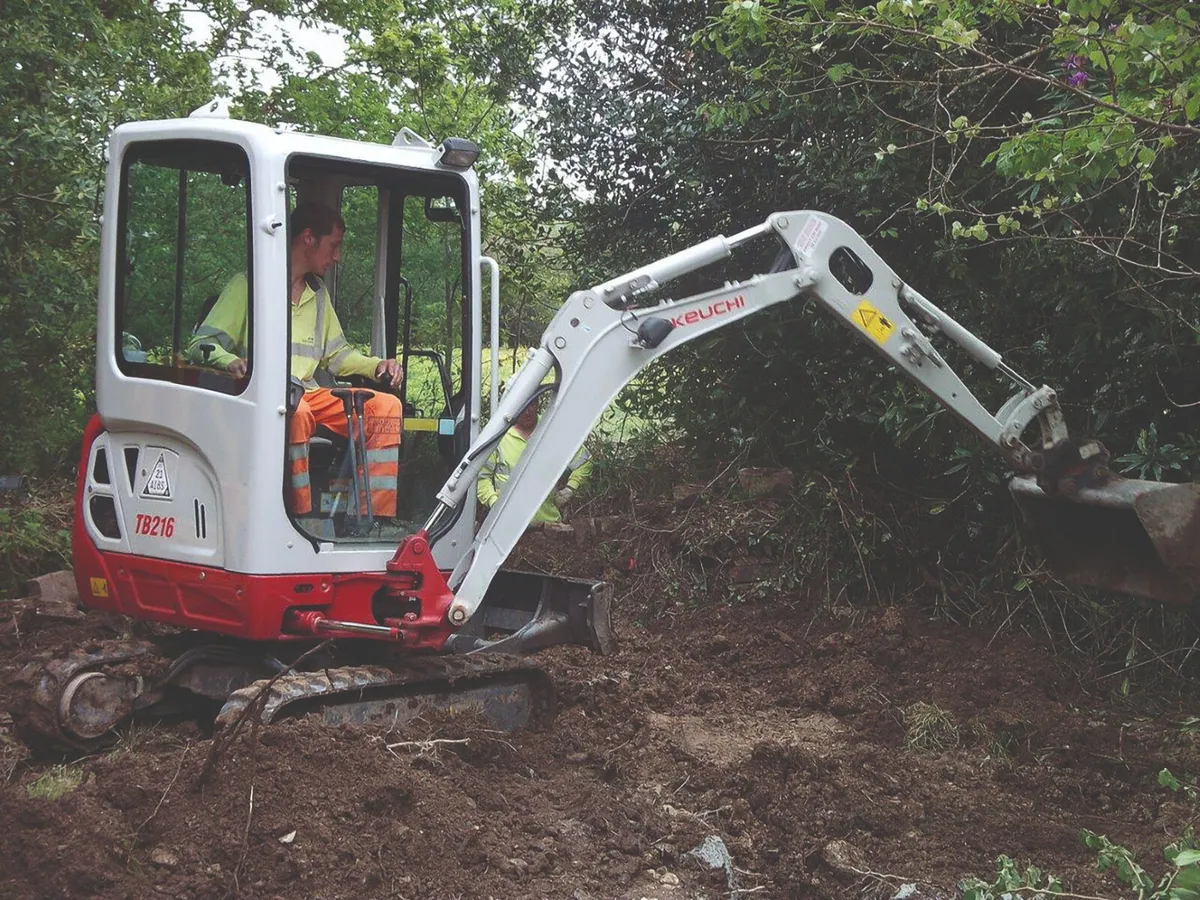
xmin=114 ymin=138 xmax=254 ymax=396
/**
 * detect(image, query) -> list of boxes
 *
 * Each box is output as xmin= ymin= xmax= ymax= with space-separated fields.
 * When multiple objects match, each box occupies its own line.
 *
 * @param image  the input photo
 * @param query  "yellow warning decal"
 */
xmin=89 ymin=577 xmax=109 ymax=598
xmin=852 ymin=299 xmax=896 ymax=345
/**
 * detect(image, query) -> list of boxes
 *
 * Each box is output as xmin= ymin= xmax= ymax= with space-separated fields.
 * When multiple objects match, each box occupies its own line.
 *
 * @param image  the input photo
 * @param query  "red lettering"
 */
xmin=135 ymin=514 xmax=176 ymax=539
xmin=668 ymin=294 xmax=748 ymax=330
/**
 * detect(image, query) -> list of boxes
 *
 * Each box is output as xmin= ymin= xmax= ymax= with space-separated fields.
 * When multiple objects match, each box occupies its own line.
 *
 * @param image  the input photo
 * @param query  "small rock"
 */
xmin=821 ymin=839 xmax=867 ymax=876
xmin=150 ymin=848 xmax=179 ymax=869
xmin=659 ymin=871 xmax=680 ymax=886
xmin=24 ymin=570 xmax=79 ymax=605
xmin=565 ymin=752 xmax=588 ymax=764
xmin=673 ymin=483 xmax=707 ymax=508
xmin=736 ymin=467 xmax=794 ymax=498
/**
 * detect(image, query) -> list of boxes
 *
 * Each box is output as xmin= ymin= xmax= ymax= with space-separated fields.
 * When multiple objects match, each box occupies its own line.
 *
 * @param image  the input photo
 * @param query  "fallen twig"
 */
xmin=232 ymin=783 xmax=254 ymax=892
xmin=385 ymin=738 xmax=470 ymax=755
xmin=195 ymin=639 xmax=333 ymax=789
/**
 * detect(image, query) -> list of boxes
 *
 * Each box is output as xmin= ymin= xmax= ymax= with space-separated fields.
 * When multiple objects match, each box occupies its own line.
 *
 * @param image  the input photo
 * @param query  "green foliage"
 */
xmin=0 ymin=1 xmax=215 ymax=475
xmin=959 ymin=828 xmax=1200 ymax=899
xmin=1079 ymin=828 xmax=1200 ymax=899
xmin=0 ymin=0 xmax=573 ymax=482
xmin=25 ymin=765 xmax=83 ymax=801
xmin=1159 ymin=767 xmax=1199 ymax=804
xmin=959 ymin=856 xmax=1064 ymax=900
xmin=0 ymin=493 xmax=73 ymax=596
xmin=525 ymin=0 xmax=1200 ymax=625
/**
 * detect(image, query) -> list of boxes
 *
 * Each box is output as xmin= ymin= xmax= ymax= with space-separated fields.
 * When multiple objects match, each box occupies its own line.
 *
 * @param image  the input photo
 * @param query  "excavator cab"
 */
xmin=105 ymin=117 xmax=478 ymax=553
xmin=46 ymin=100 xmax=613 ymax=751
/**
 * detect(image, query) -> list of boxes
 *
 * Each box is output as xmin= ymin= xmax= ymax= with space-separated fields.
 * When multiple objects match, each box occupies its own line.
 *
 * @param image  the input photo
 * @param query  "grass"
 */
xmin=25 ymin=764 xmax=83 ymax=801
xmin=902 ymin=701 xmax=960 ymax=753
xmin=0 ymin=734 xmax=30 ymax=783
xmin=0 ymin=481 xmax=73 ymax=597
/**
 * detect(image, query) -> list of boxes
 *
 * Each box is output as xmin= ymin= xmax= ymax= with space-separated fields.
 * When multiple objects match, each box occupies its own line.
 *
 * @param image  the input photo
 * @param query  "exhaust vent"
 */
xmin=194 ymin=499 xmax=208 ymax=540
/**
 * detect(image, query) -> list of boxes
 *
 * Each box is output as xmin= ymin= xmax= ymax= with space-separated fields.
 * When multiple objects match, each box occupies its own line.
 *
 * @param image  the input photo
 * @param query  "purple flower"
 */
xmin=1068 ymin=69 xmax=1089 ymax=87
xmin=1062 ymin=53 xmax=1087 ymax=71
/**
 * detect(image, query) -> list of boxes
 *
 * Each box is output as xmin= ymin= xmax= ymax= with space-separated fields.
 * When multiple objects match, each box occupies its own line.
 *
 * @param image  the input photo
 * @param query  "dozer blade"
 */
xmin=1010 ymin=475 xmax=1200 ymax=605
xmin=443 ymin=568 xmax=617 ymax=656
xmin=214 ymin=654 xmax=554 ymax=733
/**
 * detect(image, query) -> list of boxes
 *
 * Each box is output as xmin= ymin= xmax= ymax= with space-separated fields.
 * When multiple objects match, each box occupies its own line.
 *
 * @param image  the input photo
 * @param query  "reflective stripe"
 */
xmin=314 ymin=280 xmax=326 ymax=351
xmin=291 ymin=471 xmax=311 ymax=489
xmin=568 ymin=446 xmax=592 ymax=471
xmin=291 ymin=342 xmax=322 ymax=359
xmin=193 ymin=324 xmax=236 ymax=351
xmin=368 ymin=477 xmax=396 ymax=492
xmin=325 ymin=333 xmax=349 ymax=355
xmin=366 ymin=447 xmax=399 ymax=464
xmin=288 ymin=444 xmax=309 ymax=460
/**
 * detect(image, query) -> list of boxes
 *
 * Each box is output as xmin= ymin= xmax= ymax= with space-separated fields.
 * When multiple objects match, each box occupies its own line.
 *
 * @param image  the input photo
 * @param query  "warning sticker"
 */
xmin=89 ymin=577 xmax=109 ymax=598
xmin=795 ymin=216 xmax=828 ymax=259
xmin=852 ymin=299 xmax=896 ymax=345
xmin=142 ymin=452 xmax=172 ymax=500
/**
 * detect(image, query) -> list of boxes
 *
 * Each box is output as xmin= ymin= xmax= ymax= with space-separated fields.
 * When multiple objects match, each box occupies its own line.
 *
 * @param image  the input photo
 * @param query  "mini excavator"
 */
xmin=19 ymin=101 xmax=1200 ymax=747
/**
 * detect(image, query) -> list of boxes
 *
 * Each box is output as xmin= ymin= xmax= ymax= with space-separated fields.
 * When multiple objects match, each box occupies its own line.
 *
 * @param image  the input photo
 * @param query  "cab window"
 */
xmin=115 ymin=140 xmax=252 ymax=394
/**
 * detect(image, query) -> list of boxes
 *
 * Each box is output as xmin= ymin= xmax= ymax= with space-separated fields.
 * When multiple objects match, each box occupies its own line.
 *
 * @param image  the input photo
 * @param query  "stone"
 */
xmin=821 ymin=839 xmax=867 ymax=876
xmin=736 ymin=467 xmax=794 ymax=498
xmin=24 ymin=570 xmax=78 ymax=605
xmin=150 ymin=848 xmax=180 ymax=869
xmin=672 ymin=483 xmax=706 ymax=508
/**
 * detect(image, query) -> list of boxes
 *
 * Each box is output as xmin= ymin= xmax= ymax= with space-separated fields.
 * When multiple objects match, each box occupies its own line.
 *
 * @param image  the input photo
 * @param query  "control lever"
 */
xmin=331 ymin=388 xmax=376 ymax=535
xmin=352 ymin=390 xmax=375 ymax=529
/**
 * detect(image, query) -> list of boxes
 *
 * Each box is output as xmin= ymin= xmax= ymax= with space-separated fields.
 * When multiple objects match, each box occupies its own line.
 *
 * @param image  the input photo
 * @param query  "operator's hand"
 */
xmin=375 ymin=359 xmax=403 ymax=388
xmin=555 ymin=487 xmax=574 ymax=507
xmin=227 ymin=358 xmax=247 ymax=378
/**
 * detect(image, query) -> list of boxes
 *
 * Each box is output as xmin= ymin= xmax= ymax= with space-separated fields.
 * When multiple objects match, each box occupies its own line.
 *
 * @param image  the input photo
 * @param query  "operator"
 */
xmin=476 ymin=391 xmax=592 ymax=524
xmin=187 ymin=200 xmax=404 ymax=518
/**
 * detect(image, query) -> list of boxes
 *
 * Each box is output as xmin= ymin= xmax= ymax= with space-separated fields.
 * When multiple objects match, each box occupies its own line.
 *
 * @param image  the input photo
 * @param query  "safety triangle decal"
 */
xmin=142 ymin=452 xmax=172 ymax=499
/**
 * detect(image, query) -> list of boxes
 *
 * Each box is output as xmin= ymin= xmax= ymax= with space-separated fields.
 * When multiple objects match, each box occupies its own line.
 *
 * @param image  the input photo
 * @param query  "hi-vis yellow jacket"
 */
xmin=476 ymin=430 xmax=593 ymax=524
xmin=187 ymin=273 xmax=382 ymax=389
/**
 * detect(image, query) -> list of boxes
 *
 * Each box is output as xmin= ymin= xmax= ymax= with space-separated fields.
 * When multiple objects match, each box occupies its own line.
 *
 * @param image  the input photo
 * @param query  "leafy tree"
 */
xmin=0 ymin=0 xmax=215 ymax=474
xmin=0 ymin=0 xmax=572 ymax=476
xmin=528 ymin=0 xmax=1200 ymax=605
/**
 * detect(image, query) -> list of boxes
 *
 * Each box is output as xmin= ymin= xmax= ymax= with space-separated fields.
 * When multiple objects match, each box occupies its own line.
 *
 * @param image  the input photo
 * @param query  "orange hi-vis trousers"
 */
xmin=288 ymin=388 xmax=402 ymax=517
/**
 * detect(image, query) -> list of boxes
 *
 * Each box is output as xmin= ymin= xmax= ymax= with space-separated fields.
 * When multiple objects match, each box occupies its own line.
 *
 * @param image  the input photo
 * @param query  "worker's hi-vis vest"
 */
xmin=187 ymin=272 xmax=382 ymax=387
xmin=289 ymin=275 xmax=380 ymax=390
xmin=477 ymin=430 xmax=593 ymax=524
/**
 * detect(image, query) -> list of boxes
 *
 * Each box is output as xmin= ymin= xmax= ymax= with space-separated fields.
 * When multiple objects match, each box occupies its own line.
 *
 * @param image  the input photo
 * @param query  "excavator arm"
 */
xmin=404 ymin=210 xmax=1190 ymax=630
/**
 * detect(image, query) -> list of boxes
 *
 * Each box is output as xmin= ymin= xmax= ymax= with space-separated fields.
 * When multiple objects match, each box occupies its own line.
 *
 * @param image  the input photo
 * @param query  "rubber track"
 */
xmin=213 ymin=653 xmax=555 ymax=731
xmin=13 ymin=640 xmax=162 ymax=751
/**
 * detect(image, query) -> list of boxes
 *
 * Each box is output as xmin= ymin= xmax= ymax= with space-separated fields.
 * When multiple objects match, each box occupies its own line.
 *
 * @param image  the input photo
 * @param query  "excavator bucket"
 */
xmin=1009 ymin=475 xmax=1200 ymax=605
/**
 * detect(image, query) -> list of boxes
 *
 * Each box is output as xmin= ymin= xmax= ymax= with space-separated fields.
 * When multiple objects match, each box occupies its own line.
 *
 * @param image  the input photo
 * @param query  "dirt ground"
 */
xmin=3 ymin=520 xmax=1200 ymax=900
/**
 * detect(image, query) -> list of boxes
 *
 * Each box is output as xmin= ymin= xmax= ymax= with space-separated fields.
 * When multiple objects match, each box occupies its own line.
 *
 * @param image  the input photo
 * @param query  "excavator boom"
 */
xmin=418 ymin=211 xmax=1200 ymax=610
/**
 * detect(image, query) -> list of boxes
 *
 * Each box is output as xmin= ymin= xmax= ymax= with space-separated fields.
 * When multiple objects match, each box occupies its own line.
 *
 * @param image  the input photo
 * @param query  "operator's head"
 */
xmin=290 ymin=200 xmax=345 ymax=277
xmin=515 ymin=400 xmax=539 ymax=433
